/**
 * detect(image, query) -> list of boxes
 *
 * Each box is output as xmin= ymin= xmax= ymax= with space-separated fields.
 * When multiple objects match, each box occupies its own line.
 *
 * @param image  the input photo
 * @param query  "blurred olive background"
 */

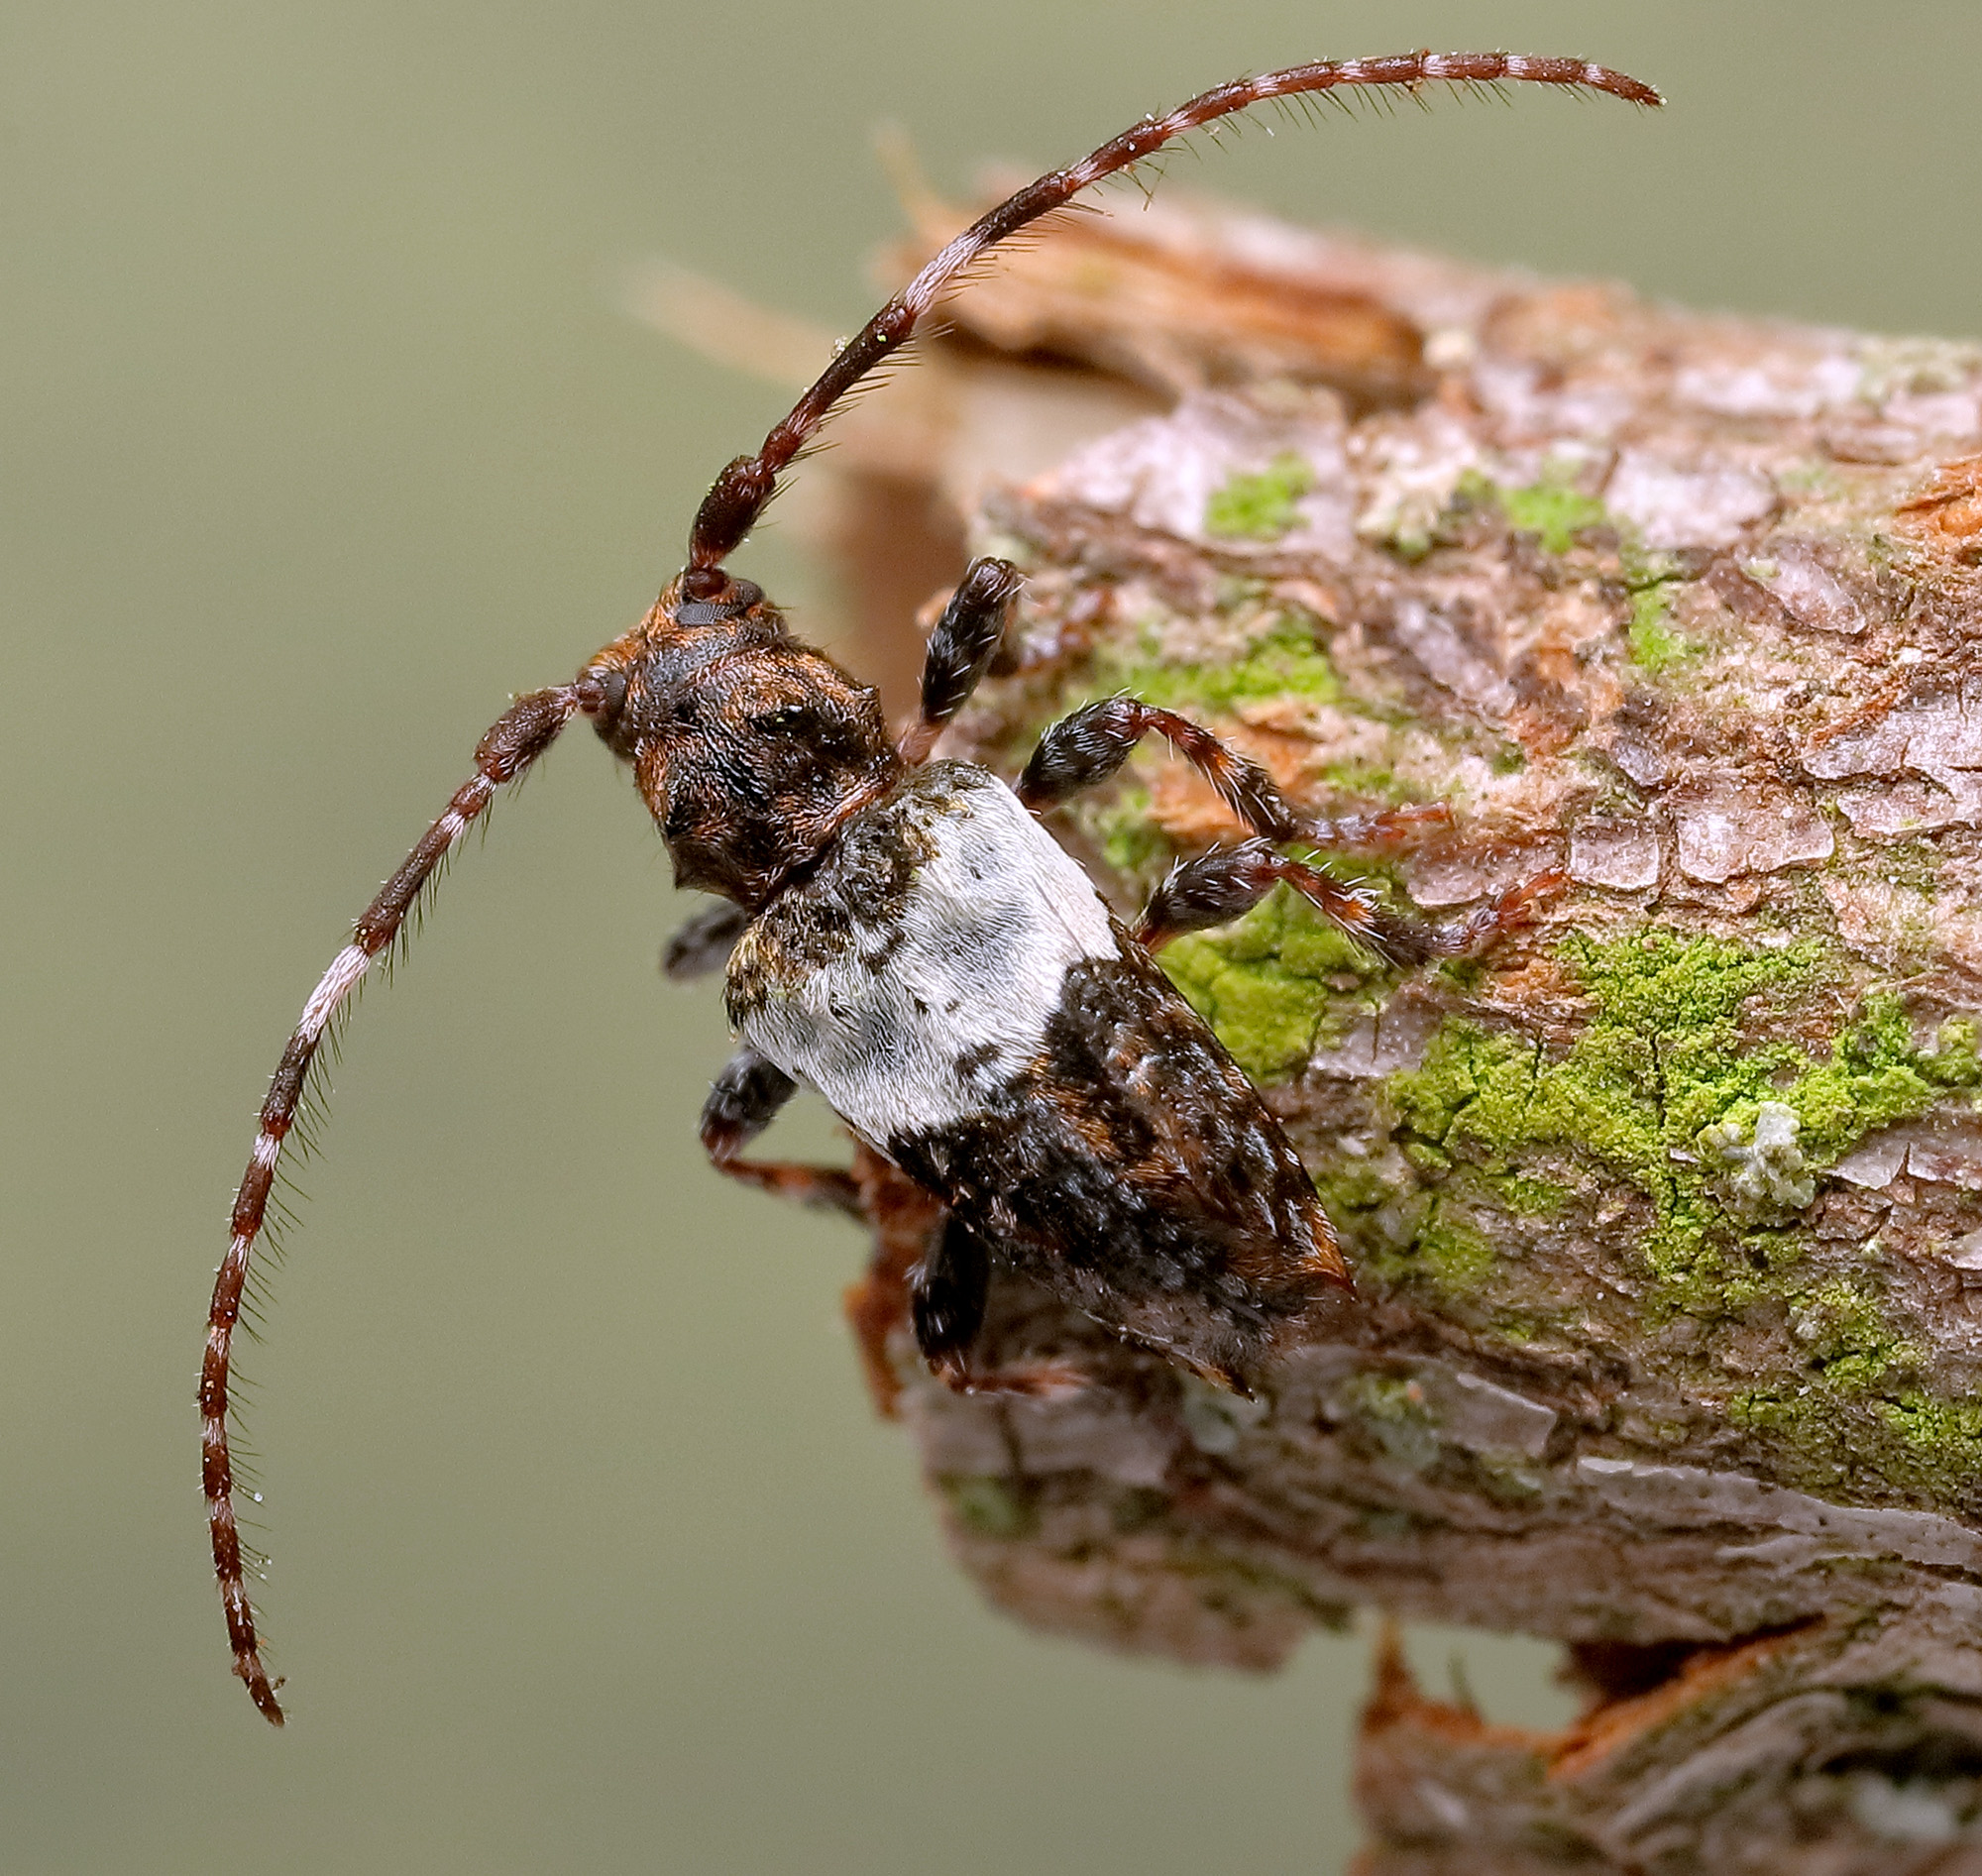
xmin=2 ymin=2 xmax=1977 ymax=1871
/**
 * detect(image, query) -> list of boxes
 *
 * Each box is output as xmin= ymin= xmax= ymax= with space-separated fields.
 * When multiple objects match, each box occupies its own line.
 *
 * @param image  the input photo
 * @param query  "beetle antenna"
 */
xmin=680 ymin=51 xmax=1659 ymax=593
xmin=203 ymin=686 xmax=577 ymax=1724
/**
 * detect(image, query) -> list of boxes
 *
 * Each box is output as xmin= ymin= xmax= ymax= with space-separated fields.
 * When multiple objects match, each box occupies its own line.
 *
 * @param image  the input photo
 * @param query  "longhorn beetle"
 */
xmin=205 ymin=51 xmax=1659 ymax=1723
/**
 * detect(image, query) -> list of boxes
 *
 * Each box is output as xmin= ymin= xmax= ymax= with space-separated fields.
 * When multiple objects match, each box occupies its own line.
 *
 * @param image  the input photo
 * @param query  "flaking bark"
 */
xmin=679 ymin=187 xmax=1982 ymax=1871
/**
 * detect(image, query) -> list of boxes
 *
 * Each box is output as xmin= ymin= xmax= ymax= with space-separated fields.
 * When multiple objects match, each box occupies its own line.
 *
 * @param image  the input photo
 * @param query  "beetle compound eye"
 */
xmin=675 ymin=581 xmax=764 ymax=627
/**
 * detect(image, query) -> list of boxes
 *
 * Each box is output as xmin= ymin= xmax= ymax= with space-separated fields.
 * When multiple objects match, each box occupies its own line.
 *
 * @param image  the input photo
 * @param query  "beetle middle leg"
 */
xmin=910 ymin=1213 xmax=990 ymax=1379
xmin=1136 ymin=837 xmax=1565 ymax=960
xmin=679 ymin=923 xmax=866 ymax=1209
xmin=1017 ymin=696 xmax=1447 ymax=850
xmin=702 ymin=1056 xmax=1078 ymax=1400
xmin=663 ymin=900 xmax=750 ymax=981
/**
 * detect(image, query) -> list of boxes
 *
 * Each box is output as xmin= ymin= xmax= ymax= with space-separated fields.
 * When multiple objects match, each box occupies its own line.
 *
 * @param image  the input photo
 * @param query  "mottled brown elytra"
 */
xmin=206 ymin=51 xmax=1657 ymax=1724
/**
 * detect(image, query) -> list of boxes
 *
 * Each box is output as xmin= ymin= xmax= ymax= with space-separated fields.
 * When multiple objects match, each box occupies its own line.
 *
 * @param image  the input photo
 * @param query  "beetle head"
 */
xmin=577 ymin=574 xmax=902 ymax=905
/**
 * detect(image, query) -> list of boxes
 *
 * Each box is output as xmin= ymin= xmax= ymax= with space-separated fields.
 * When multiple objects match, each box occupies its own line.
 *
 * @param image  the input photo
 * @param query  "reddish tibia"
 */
xmin=203 ymin=686 xmax=577 ymax=1725
xmin=1135 ymin=843 xmax=1568 ymax=960
xmin=707 ymin=1157 xmax=866 ymax=1218
xmin=1018 ymin=695 xmax=1454 ymax=852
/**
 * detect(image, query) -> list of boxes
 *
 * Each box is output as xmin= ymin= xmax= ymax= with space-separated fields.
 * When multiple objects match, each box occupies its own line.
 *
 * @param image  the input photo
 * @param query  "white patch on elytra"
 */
xmin=731 ymin=766 xmax=1118 ymax=1144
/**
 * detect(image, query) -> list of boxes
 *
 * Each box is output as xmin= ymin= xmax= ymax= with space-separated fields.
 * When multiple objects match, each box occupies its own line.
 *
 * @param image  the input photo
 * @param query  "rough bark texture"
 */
xmin=691 ymin=184 xmax=1982 ymax=1871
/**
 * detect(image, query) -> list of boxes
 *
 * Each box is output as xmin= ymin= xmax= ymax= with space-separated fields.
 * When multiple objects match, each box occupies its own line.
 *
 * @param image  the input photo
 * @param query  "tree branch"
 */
xmin=767 ymin=186 xmax=1982 ymax=1870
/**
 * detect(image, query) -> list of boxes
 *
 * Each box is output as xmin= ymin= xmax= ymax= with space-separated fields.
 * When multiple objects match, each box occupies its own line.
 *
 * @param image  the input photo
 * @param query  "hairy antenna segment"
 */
xmin=203 ymin=686 xmax=576 ymax=1724
xmin=682 ymin=51 xmax=1659 ymax=584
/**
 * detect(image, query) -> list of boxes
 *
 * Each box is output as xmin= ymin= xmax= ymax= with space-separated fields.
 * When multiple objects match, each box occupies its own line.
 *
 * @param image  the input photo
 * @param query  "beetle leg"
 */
xmin=910 ymin=1213 xmax=990 ymax=1368
xmin=1135 ymin=837 xmax=1565 ymax=960
xmin=699 ymin=1048 xmax=864 ymax=1218
xmin=898 ymin=558 xmax=1023 ymax=765
xmin=662 ymin=901 xmax=750 ymax=981
xmin=1017 ymin=696 xmax=1446 ymax=850
xmin=909 ymin=1214 xmax=1087 ymax=1399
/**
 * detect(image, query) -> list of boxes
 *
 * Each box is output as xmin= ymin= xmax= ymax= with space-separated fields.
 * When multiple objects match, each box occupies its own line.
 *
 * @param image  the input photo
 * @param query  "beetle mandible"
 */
xmin=204 ymin=50 xmax=1660 ymax=1723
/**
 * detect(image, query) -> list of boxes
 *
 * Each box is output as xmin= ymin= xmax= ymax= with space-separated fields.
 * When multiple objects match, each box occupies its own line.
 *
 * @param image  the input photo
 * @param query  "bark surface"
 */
xmin=683 ymin=186 xmax=1982 ymax=1872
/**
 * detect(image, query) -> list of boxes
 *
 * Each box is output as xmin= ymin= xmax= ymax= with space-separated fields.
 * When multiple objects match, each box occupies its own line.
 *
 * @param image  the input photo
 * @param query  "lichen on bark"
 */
xmin=677 ymin=183 xmax=1982 ymax=1871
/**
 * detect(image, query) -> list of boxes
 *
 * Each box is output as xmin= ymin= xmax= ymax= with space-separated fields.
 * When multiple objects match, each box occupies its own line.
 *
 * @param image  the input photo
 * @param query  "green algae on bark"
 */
xmin=1203 ymin=451 xmax=1318 ymax=540
xmin=1456 ymin=465 xmax=1704 ymax=673
xmin=1487 ymin=467 xmax=1611 ymax=557
xmin=1363 ymin=934 xmax=1982 ymax=1498
xmin=1083 ymin=607 xmax=1343 ymax=716
xmin=1159 ymin=886 xmax=1393 ymax=1081
xmin=1386 ymin=934 xmax=1980 ymax=1307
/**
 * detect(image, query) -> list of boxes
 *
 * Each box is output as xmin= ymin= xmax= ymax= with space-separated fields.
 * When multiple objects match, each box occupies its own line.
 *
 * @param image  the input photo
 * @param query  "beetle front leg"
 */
xmin=1136 ymin=837 xmax=1566 ymax=960
xmin=699 ymin=1048 xmax=862 ymax=1218
xmin=898 ymin=558 xmax=1023 ymax=765
xmin=1017 ymin=696 xmax=1445 ymax=850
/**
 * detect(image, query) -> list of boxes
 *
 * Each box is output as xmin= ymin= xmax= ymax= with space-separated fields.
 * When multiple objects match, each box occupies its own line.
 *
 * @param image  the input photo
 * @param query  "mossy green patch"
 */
xmin=1388 ymin=938 xmax=1978 ymax=1308
xmin=1340 ymin=1371 xmax=1441 ymax=1470
xmin=1789 ymin=1278 xmax=1924 ymax=1393
xmin=1159 ymin=883 xmax=1387 ymax=1081
xmin=1081 ymin=784 xmax=1170 ymax=886
xmin=1727 ymin=1385 xmax=1982 ymax=1503
xmin=1486 ymin=1170 xmax=1565 ymax=1217
xmin=1776 ymin=998 xmax=1981 ymax=1161
xmin=1616 ymin=530 xmax=1702 ymax=673
xmin=1051 ymin=611 xmax=1353 ymax=892
xmin=1316 ymin=758 xmax=1413 ymax=805
xmin=1459 ymin=468 xmax=1703 ymax=676
xmin=1315 ymin=1156 xmax=1417 ymax=1215
xmin=1204 ymin=452 xmax=1315 ymax=540
xmin=1456 ymin=462 xmax=1616 ymax=558
xmin=1496 ymin=474 xmax=1611 ymax=556
xmin=1337 ymin=1169 xmax=1518 ymax=1300
xmin=1091 ymin=612 xmax=1342 ymax=717
xmin=1412 ymin=1205 xmax=1497 ymax=1290
xmin=1625 ymin=582 xmax=1701 ymax=674
xmin=1473 ymin=1453 xmax=1546 ymax=1502
xmin=1384 ymin=932 xmax=1982 ymax=1498
xmin=1870 ymin=1394 xmax=1982 ymax=1485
